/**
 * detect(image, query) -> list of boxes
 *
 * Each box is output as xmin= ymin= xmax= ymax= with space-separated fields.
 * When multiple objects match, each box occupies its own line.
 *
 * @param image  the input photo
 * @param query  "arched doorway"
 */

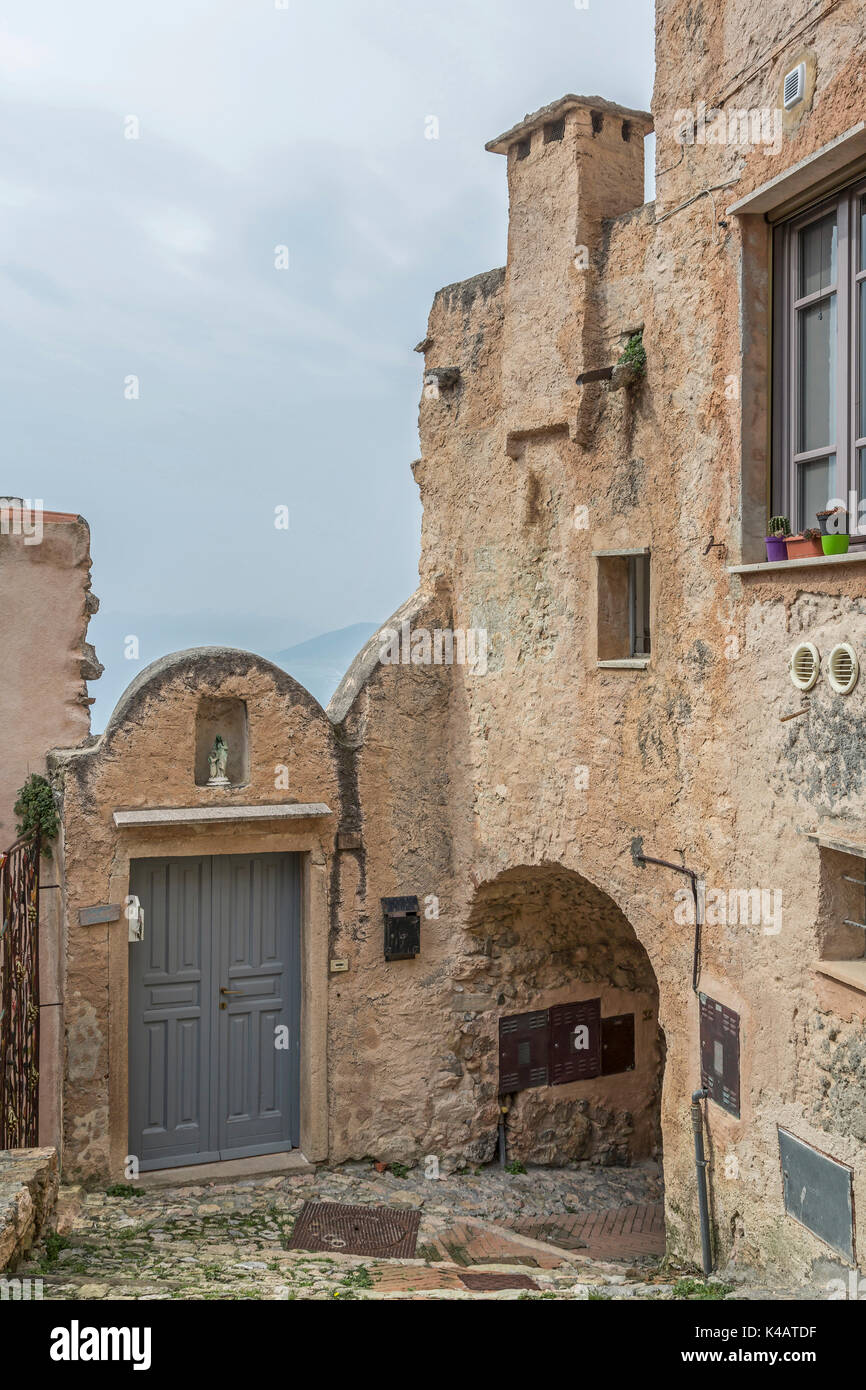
xmin=467 ymin=863 xmax=664 ymax=1171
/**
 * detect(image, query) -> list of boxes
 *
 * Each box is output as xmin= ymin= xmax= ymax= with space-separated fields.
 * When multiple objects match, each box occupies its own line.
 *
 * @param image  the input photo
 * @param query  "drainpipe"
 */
xmin=691 ymin=1088 xmax=713 ymax=1274
xmin=497 ymin=1097 xmax=510 ymax=1167
xmin=636 ymin=850 xmax=713 ymax=1272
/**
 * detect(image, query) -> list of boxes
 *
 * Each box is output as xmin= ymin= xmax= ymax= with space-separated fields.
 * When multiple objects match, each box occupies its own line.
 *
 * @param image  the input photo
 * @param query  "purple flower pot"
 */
xmin=765 ymin=536 xmax=788 ymax=561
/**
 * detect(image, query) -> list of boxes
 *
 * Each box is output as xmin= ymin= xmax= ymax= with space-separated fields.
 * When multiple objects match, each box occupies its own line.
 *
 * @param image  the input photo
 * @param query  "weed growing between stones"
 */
xmin=671 ymin=1277 xmax=733 ymax=1300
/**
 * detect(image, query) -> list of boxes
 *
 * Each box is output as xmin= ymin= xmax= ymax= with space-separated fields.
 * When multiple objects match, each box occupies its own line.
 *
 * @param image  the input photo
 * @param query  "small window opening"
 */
xmin=513 ymin=137 xmax=531 ymax=161
xmin=590 ymin=110 xmax=604 ymax=136
xmin=596 ymin=550 xmax=651 ymax=664
xmin=621 ymin=120 xmax=632 ymax=142
xmin=544 ymin=117 xmax=565 ymax=144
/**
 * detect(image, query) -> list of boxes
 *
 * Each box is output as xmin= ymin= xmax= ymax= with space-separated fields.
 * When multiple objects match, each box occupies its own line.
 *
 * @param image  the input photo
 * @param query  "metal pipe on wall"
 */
xmin=691 ymin=1088 xmax=713 ymax=1275
xmin=636 ymin=849 xmax=715 ymax=1273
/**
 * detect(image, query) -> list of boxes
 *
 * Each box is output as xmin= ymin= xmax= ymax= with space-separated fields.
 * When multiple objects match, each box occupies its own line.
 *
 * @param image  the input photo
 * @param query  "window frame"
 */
xmin=628 ymin=553 xmax=651 ymax=657
xmin=773 ymin=178 xmax=866 ymax=533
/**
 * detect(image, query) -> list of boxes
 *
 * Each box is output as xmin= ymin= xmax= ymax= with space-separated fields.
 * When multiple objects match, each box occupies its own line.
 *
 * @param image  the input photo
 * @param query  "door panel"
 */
xmin=216 ymin=854 xmax=300 ymax=1158
xmin=129 ymin=853 xmax=300 ymax=1171
xmin=129 ymin=857 xmax=217 ymax=1170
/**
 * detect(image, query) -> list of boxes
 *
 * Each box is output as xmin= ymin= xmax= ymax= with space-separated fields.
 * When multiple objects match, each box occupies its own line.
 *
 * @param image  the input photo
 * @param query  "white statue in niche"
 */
xmin=207 ymin=734 xmax=230 ymax=786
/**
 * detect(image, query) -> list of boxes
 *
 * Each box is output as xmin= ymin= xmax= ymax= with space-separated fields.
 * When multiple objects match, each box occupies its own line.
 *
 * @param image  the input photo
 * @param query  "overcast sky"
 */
xmin=0 ymin=0 xmax=654 ymax=728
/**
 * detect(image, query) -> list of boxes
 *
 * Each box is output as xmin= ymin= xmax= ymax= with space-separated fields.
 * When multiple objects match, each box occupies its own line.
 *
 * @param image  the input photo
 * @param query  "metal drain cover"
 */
xmin=288 ymin=1201 xmax=421 ymax=1258
xmin=459 ymin=1271 xmax=538 ymax=1291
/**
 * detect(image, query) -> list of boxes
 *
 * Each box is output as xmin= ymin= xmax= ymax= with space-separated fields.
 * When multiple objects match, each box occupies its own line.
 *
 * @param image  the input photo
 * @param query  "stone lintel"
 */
xmin=727 ymin=122 xmax=866 ymax=216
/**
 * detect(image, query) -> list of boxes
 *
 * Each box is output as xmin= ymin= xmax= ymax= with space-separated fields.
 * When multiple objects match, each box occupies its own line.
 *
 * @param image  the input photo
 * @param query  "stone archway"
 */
xmin=465 ymin=863 xmax=664 ymax=1168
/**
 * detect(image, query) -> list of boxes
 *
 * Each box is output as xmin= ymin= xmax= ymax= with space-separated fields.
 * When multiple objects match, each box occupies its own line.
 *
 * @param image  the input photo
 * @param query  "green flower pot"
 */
xmin=821 ymin=533 xmax=849 ymax=555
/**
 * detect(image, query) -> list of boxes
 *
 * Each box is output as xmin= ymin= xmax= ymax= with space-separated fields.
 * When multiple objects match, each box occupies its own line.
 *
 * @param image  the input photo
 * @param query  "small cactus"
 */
xmin=768 ymin=515 xmax=791 ymax=538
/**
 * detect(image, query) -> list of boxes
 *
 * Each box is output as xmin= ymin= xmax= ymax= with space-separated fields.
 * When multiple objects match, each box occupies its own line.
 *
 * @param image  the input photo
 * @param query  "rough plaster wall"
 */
xmin=0 ymin=520 xmax=97 ymax=843
xmin=327 ymin=588 xmax=460 ymax=1164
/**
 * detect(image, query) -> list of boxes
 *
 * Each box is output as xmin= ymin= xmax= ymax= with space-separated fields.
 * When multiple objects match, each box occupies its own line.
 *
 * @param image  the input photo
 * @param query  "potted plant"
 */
xmin=786 ymin=527 xmax=823 ymax=559
xmin=765 ymin=515 xmax=790 ymax=561
xmin=816 ymin=505 xmax=847 ymax=536
xmin=816 ymin=506 xmax=849 ymax=554
xmin=821 ymin=531 xmax=850 ymax=555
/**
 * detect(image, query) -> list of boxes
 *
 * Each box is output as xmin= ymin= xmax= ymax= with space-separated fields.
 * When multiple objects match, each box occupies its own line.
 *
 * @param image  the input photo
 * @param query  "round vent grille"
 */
xmin=790 ymin=642 xmax=819 ymax=691
xmin=827 ymin=642 xmax=859 ymax=695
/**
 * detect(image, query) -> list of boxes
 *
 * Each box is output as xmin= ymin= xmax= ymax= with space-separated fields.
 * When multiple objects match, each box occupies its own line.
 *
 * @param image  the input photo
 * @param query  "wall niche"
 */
xmin=194 ymin=697 xmax=249 ymax=788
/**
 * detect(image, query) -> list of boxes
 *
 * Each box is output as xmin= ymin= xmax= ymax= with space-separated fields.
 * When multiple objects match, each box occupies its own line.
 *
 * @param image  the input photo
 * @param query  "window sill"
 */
xmin=728 ymin=550 xmax=866 ymax=575
xmin=815 ymin=960 xmax=866 ymax=995
xmin=596 ymin=658 xmax=650 ymax=670
xmin=804 ymin=829 xmax=866 ymax=858
xmin=113 ymin=802 xmax=333 ymax=827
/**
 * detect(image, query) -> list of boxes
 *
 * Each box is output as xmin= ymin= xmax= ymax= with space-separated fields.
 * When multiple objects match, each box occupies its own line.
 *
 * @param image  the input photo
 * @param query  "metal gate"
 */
xmin=0 ymin=832 xmax=40 ymax=1148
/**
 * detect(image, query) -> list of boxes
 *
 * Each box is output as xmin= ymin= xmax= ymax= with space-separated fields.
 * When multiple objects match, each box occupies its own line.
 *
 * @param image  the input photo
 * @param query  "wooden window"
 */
xmin=699 ymin=994 xmax=741 ymax=1117
xmin=773 ymin=181 xmax=866 ymax=532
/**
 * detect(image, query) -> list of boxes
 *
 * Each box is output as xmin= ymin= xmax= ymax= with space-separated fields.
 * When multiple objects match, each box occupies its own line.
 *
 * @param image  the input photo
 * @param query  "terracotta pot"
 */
xmin=786 ymin=534 xmax=823 ymax=559
xmin=765 ymin=536 xmax=788 ymax=561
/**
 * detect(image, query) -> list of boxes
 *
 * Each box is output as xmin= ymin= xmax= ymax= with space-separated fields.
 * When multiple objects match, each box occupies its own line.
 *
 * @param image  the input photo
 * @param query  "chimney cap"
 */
xmin=485 ymin=93 xmax=653 ymax=155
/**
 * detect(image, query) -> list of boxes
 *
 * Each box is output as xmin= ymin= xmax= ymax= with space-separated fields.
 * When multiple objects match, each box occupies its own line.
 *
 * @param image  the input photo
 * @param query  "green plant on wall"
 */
xmin=13 ymin=774 xmax=59 ymax=855
xmin=617 ymin=330 xmax=646 ymax=379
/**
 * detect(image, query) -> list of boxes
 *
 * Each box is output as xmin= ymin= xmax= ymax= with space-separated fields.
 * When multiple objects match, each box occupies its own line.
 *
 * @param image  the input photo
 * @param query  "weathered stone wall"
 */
xmin=331 ymin=2 xmax=866 ymax=1285
xmin=0 ymin=1147 xmax=59 ymax=1272
xmin=0 ymin=509 xmax=99 ymax=844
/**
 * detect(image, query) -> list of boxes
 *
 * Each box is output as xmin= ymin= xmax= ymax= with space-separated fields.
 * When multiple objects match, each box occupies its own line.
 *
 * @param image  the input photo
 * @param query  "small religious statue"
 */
xmin=207 ymin=734 xmax=229 ymax=786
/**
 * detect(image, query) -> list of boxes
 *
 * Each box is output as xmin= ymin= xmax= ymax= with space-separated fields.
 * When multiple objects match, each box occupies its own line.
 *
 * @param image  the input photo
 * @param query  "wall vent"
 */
xmin=827 ymin=642 xmax=859 ymax=695
xmin=790 ymin=642 xmax=819 ymax=691
xmin=783 ymin=62 xmax=806 ymax=110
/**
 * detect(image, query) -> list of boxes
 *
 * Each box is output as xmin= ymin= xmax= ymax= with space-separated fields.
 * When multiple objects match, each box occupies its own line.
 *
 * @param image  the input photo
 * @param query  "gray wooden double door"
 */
xmin=128 ymin=853 xmax=301 ymax=1171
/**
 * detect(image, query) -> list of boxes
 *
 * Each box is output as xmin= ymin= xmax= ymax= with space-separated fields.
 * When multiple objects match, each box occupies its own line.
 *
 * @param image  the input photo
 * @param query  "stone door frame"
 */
xmin=105 ymin=826 xmax=329 ymax=1180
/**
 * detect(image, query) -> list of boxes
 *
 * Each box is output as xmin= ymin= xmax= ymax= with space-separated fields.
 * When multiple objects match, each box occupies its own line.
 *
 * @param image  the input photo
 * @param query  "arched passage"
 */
xmin=467 ymin=863 xmax=665 ymax=1168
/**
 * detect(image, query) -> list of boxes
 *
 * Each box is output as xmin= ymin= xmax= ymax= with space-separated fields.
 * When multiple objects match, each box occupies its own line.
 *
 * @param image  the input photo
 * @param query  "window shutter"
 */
xmin=498 ymin=1009 xmax=549 ymax=1092
xmin=601 ymin=1012 xmax=635 ymax=1074
xmin=549 ymin=998 xmax=601 ymax=1084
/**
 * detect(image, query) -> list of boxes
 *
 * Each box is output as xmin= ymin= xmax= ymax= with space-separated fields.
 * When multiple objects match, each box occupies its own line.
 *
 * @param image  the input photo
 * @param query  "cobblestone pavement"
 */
xmin=13 ymin=1159 xmax=805 ymax=1300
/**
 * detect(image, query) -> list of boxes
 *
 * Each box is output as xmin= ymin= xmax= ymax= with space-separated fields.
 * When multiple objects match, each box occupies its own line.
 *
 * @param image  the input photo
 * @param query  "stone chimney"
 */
xmin=486 ymin=95 xmax=652 ymax=444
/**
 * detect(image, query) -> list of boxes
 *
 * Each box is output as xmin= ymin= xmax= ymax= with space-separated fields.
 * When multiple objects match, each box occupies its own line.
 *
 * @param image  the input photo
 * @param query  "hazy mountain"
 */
xmin=271 ymin=622 xmax=378 ymax=707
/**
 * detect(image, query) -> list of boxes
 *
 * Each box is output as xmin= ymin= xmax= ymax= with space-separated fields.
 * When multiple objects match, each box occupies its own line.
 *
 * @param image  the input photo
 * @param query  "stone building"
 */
xmin=0 ymin=503 xmax=101 ymax=1150
xmin=10 ymin=0 xmax=866 ymax=1288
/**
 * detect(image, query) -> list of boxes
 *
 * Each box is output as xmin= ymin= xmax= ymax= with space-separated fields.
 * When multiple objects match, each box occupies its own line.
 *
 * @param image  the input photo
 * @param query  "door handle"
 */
xmin=220 ymin=988 xmax=244 ymax=995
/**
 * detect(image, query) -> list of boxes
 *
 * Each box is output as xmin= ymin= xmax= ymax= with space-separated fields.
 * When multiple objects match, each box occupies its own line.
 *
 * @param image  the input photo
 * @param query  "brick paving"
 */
xmin=511 ymin=1202 xmax=665 ymax=1260
xmin=420 ymin=1219 xmax=566 ymax=1268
